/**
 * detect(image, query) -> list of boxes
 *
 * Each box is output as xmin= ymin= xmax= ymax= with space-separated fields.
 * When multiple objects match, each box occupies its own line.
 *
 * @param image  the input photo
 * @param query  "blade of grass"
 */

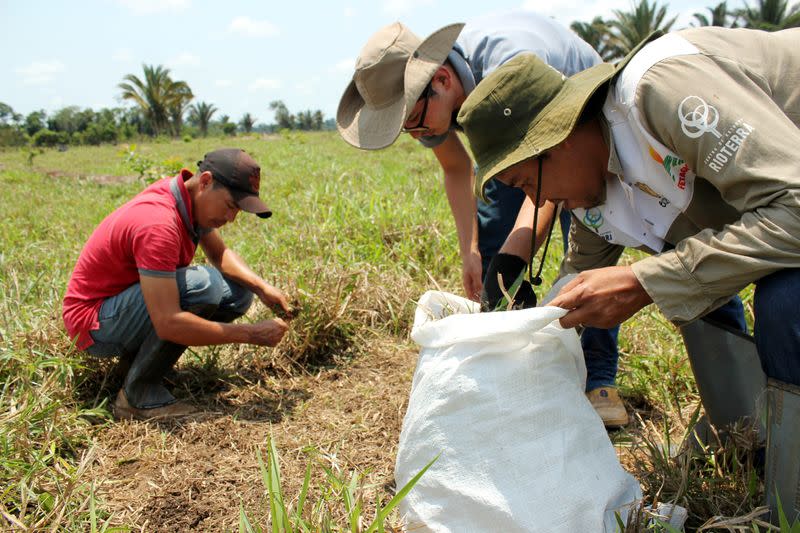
xmin=365 ymin=454 xmax=439 ymax=533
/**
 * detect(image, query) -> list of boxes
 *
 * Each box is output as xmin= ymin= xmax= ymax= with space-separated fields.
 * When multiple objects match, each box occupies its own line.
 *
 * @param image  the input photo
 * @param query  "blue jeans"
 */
xmin=87 ymin=265 xmax=253 ymax=358
xmin=754 ymin=269 xmax=800 ymax=386
xmin=477 ymin=180 xmax=624 ymax=390
xmin=559 ymin=211 xmax=624 ymax=391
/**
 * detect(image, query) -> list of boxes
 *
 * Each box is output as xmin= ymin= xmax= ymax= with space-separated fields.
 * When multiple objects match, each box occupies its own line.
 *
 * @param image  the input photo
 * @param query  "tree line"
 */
xmin=0 ymin=65 xmax=331 ymax=148
xmin=570 ymin=0 xmax=798 ymax=60
xmin=1 ymin=0 xmax=797 ymax=148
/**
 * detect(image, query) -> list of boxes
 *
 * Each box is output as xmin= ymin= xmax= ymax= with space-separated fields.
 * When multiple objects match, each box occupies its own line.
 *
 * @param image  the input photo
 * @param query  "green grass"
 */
xmin=0 ymin=132 xmax=458 ymax=529
xmin=0 ymin=133 xmax=792 ymax=531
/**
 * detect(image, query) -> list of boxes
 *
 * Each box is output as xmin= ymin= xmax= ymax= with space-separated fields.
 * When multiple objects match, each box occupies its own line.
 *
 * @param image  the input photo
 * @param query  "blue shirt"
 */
xmin=416 ymin=11 xmax=602 ymax=270
xmin=419 ymin=10 xmax=601 ymax=149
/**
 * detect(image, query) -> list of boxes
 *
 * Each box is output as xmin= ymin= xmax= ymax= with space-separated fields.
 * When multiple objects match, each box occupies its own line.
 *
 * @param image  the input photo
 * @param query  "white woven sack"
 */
xmin=396 ymin=291 xmax=641 ymax=532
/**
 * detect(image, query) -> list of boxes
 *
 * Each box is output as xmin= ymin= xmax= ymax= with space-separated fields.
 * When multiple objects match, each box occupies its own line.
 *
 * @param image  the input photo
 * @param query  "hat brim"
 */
xmin=336 ymin=23 xmax=464 ymax=150
xmin=336 ymin=81 xmax=408 ymax=150
xmin=476 ymin=62 xmax=616 ymax=199
xmin=233 ymin=191 xmax=272 ymax=219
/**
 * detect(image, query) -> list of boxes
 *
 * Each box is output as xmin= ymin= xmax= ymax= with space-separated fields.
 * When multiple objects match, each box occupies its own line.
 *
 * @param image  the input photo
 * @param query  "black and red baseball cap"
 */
xmin=198 ymin=148 xmax=272 ymax=219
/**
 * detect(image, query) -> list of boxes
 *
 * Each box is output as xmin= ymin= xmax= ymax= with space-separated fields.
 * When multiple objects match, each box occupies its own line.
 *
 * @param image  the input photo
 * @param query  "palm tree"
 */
xmin=312 ymin=110 xmax=324 ymax=130
xmin=269 ymin=100 xmax=294 ymax=130
xmin=571 ymin=17 xmax=616 ymax=61
xmin=118 ymin=65 xmax=192 ymax=136
xmin=606 ymin=0 xmax=678 ymax=59
xmin=168 ymin=85 xmax=194 ymax=136
xmin=239 ymin=113 xmax=256 ymax=133
xmin=738 ymin=0 xmax=800 ymax=30
xmin=693 ymin=1 xmax=739 ymax=26
xmin=188 ymin=101 xmax=217 ymax=137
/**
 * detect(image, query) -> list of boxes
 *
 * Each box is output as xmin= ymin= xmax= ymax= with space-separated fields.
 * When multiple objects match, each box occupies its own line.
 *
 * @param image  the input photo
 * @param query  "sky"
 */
xmin=1 ymin=0 xmax=708 ymax=127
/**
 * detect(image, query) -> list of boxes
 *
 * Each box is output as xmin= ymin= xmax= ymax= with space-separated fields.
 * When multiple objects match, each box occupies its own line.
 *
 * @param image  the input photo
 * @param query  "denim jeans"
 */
xmin=87 ymin=265 xmax=254 ymax=358
xmin=754 ymin=269 xmax=800 ymax=386
xmin=558 ymin=212 xmax=624 ymax=391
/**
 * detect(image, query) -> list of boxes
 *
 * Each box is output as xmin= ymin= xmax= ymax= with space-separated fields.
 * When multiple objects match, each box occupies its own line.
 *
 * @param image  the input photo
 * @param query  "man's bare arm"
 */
xmin=497 ymin=197 xmax=559 ymax=261
xmin=432 ymin=133 xmax=482 ymax=300
xmin=140 ymin=274 xmax=287 ymax=347
xmin=200 ymin=230 xmax=291 ymax=316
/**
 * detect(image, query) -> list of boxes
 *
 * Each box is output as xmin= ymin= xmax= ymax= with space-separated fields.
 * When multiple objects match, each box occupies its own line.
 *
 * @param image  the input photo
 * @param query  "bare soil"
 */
xmin=88 ymin=338 xmax=417 ymax=531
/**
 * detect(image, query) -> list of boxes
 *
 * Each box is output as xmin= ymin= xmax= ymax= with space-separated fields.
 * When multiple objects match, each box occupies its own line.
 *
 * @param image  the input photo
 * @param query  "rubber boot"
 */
xmin=680 ymin=317 xmax=767 ymax=442
xmin=123 ymin=303 xmax=218 ymax=409
xmin=765 ymin=379 xmax=800 ymax=525
xmin=123 ymin=329 xmax=187 ymax=408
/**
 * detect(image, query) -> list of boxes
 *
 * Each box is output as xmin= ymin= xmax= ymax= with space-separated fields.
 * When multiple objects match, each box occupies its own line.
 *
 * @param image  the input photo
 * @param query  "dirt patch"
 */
xmin=89 ymin=338 xmax=416 ymax=531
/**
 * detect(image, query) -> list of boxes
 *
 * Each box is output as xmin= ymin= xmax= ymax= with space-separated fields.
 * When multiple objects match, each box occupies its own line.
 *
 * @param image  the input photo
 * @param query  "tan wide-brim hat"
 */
xmin=337 ymin=22 xmax=464 ymax=150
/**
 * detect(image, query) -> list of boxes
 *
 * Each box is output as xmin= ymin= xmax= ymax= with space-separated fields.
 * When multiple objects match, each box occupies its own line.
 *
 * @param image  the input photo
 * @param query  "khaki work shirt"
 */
xmin=563 ymin=27 xmax=800 ymax=324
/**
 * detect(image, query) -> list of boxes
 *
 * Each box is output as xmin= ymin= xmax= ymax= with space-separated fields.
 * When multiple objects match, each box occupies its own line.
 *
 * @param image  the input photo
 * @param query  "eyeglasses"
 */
xmin=402 ymin=84 xmax=433 ymax=133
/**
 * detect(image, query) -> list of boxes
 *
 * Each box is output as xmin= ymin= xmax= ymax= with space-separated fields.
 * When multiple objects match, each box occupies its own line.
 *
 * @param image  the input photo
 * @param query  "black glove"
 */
xmin=481 ymin=253 xmax=537 ymax=312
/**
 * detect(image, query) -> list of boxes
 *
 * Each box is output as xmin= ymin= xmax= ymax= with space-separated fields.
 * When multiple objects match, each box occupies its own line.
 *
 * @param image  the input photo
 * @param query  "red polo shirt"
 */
xmin=63 ymin=170 xmax=198 ymax=350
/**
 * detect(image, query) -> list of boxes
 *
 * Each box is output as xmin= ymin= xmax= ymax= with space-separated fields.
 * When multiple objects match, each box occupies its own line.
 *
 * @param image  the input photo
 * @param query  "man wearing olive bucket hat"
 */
xmin=457 ymin=26 xmax=800 ymax=525
xmin=337 ymin=11 xmax=635 ymax=428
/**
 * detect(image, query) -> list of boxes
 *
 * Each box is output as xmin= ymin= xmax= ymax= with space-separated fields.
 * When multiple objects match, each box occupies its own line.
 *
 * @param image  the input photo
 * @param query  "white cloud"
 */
xmin=228 ymin=16 xmax=279 ymax=37
xmin=215 ymin=79 xmax=233 ymax=87
xmin=16 ymin=61 xmax=65 ymax=85
xmin=294 ymin=76 xmax=321 ymax=95
xmin=520 ymin=0 xmax=623 ymax=25
xmin=344 ymin=6 xmax=356 ymax=17
xmin=383 ymin=0 xmax=433 ymax=16
xmin=248 ymin=78 xmax=282 ymax=91
xmin=168 ymin=52 xmax=201 ymax=67
xmin=332 ymin=57 xmax=355 ymax=73
xmin=117 ymin=0 xmax=190 ymax=15
xmin=294 ymin=82 xmax=314 ymax=95
xmin=675 ymin=7 xmax=699 ymax=28
xmin=112 ymin=48 xmax=134 ymax=62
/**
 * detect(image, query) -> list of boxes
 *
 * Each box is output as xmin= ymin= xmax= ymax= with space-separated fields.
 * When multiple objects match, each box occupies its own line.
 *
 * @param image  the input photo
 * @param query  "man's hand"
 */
xmin=255 ymin=282 xmax=295 ymax=320
xmin=548 ymin=266 xmax=653 ymax=329
xmin=462 ymin=250 xmax=483 ymax=302
xmin=247 ymin=318 xmax=289 ymax=346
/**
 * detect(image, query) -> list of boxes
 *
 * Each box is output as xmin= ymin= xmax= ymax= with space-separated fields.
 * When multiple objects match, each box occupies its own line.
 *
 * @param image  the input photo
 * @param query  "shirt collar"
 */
xmin=170 ymin=169 xmax=205 ymax=244
xmin=176 ymin=169 xmax=194 ymax=219
xmin=446 ymin=48 xmax=475 ymax=132
xmin=601 ymin=115 xmax=624 ymax=176
xmin=448 ymin=47 xmax=476 ymax=97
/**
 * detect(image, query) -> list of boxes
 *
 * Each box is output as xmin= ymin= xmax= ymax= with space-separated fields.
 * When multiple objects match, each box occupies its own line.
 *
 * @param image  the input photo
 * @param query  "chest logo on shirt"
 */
xmin=678 ymin=96 xmax=721 ymax=139
xmin=648 ymin=147 xmax=688 ymax=190
xmin=583 ymin=208 xmax=603 ymax=230
xmin=677 ymin=95 xmax=756 ymax=174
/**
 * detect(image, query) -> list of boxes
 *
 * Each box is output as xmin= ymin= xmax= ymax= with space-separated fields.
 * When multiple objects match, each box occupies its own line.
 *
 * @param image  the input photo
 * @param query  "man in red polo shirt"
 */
xmin=64 ymin=148 xmax=292 ymax=420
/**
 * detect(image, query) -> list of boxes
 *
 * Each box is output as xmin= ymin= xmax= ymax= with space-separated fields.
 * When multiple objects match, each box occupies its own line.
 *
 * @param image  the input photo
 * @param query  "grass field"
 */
xmin=0 ymin=133 xmax=775 ymax=531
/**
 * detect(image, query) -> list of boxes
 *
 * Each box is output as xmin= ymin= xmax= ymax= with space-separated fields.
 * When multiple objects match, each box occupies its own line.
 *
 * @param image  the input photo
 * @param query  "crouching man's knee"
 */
xmin=212 ymin=280 xmax=254 ymax=323
xmin=177 ymin=266 xmax=225 ymax=315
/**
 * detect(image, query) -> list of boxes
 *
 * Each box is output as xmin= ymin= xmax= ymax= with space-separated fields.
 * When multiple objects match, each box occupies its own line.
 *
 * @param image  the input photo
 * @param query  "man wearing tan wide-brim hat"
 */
xmin=458 ymin=26 xmax=800 ymax=524
xmin=337 ymin=11 xmax=600 ymax=296
xmin=337 ymin=10 xmax=632 ymax=428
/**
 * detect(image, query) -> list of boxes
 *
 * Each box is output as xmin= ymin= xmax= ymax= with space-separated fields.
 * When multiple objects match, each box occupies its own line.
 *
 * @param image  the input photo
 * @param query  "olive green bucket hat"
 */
xmin=457 ymin=33 xmax=661 ymax=200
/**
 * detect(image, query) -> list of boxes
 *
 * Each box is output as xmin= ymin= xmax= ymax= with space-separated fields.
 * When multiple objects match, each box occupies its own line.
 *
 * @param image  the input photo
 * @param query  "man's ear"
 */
xmin=199 ymin=170 xmax=214 ymax=189
xmin=431 ymin=65 xmax=453 ymax=91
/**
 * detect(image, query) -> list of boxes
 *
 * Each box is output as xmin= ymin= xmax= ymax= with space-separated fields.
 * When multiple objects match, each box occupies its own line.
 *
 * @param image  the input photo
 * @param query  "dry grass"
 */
xmin=83 ymin=337 xmax=416 ymax=531
xmin=1 ymin=134 xmax=791 ymax=531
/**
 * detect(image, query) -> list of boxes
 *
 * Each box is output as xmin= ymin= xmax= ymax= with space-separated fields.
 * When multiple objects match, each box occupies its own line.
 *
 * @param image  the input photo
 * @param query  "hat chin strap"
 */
xmin=528 ymin=158 xmax=557 ymax=288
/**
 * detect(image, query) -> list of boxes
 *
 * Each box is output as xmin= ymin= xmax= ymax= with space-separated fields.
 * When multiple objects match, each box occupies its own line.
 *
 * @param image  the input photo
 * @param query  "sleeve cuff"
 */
xmin=631 ymin=252 xmax=707 ymax=325
xmin=138 ymin=268 xmax=176 ymax=278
